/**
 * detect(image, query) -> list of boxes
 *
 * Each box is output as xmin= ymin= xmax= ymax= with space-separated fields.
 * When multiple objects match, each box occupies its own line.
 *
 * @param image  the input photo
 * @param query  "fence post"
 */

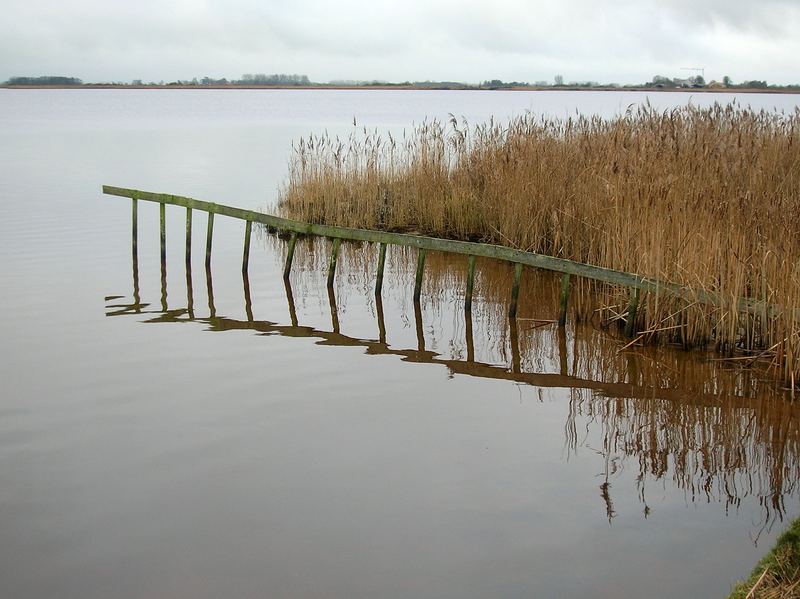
xmin=465 ymin=255 xmax=476 ymax=312
xmin=414 ymin=248 xmax=427 ymax=302
xmin=509 ymin=262 xmax=523 ymax=318
xmin=375 ymin=242 xmax=387 ymax=296
xmin=284 ymin=232 xmax=298 ymax=279
xmin=327 ymin=237 xmax=341 ymax=288
xmin=242 ymin=220 xmax=252 ymax=273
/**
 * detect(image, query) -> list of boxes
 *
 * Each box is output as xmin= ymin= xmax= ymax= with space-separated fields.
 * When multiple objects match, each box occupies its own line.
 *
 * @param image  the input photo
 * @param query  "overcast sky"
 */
xmin=1 ymin=0 xmax=798 ymax=85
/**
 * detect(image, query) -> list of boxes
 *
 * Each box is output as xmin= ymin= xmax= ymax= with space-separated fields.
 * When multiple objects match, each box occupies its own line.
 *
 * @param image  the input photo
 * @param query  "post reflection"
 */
xmin=106 ymin=239 xmax=800 ymax=532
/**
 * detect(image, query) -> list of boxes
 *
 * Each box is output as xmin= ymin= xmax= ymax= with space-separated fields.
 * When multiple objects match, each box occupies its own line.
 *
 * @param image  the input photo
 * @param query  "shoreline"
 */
xmin=2 ymin=84 xmax=798 ymax=94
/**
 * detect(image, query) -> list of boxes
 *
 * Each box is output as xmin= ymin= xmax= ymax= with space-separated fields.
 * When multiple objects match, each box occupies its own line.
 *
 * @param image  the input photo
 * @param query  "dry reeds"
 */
xmin=278 ymin=103 xmax=800 ymax=384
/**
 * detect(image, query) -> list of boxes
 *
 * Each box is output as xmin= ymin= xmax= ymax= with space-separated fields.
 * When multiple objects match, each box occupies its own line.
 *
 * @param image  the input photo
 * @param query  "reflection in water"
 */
xmin=105 ymin=237 xmax=800 ymax=537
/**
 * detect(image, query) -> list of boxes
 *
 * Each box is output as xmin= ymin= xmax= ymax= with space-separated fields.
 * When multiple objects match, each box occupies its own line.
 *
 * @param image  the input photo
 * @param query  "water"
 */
xmin=2 ymin=89 xmax=800 ymax=599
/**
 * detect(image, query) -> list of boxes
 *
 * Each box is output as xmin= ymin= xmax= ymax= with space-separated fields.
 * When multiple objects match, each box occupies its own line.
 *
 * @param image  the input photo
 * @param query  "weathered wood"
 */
xmin=102 ymin=186 xmax=782 ymax=318
xmin=327 ymin=237 xmax=341 ymax=288
xmin=413 ymin=248 xmax=426 ymax=302
xmin=414 ymin=300 xmax=425 ymax=352
xmin=205 ymin=211 xmax=214 ymax=269
xmin=131 ymin=197 xmax=138 ymax=262
xmin=283 ymin=232 xmax=298 ymax=279
xmin=185 ymin=207 xmax=192 ymax=268
xmin=242 ymin=220 xmax=252 ymax=273
xmin=509 ymin=262 xmax=523 ymax=318
xmin=625 ymin=287 xmax=641 ymax=337
xmin=283 ymin=278 xmax=299 ymax=327
xmin=328 ymin=286 xmax=340 ymax=333
xmin=465 ymin=310 xmax=475 ymax=363
xmin=185 ymin=262 xmax=194 ymax=319
xmin=205 ymin=262 xmax=216 ymax=318
xmin=375 ymin=242 xmax=387 ymax=296
xmin=243 ymin=271 xmax=253 ymax=322
xmin=509 ymin=317 xmax=521 ymax=374
xmin=159 ymin=202 xmax=166 ymax=266
xmin=559 ymin=273 xmax=571 ymax=327
xmin=376 ymin=293 xmax=387 ymax=344
xmin=465 ymin=255 xmax=476 ymax=312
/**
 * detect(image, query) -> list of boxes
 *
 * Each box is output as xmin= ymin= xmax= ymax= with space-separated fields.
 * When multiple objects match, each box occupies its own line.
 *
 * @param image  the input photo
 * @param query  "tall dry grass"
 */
xmin=278 ymin=103 xmax=800 ymax=384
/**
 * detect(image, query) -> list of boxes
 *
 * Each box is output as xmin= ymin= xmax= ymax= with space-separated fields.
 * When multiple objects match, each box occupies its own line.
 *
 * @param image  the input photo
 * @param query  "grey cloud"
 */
xmin=0 ymin=0 xmax=798 ymax=84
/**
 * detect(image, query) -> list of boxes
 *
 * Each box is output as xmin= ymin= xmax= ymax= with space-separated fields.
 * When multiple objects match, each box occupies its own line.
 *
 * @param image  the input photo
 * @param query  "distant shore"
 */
xmin=2 ymin=83 xmax=799 ymax=94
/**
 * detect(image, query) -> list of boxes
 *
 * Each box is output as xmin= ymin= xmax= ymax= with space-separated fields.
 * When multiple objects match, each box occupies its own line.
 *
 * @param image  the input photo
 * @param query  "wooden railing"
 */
xmin=102 ymin=185 xmax=773 ymax=331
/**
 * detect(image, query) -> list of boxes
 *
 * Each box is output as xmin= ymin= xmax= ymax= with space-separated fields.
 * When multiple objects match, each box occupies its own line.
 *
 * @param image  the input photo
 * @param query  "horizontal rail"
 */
xmin=102 ymin=185 xmax=773 ymax=316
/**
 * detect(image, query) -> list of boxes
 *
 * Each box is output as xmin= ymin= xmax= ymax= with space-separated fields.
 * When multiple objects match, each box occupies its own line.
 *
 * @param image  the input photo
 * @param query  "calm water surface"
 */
xmin=2 ymin=89 xmax=800 ymax=598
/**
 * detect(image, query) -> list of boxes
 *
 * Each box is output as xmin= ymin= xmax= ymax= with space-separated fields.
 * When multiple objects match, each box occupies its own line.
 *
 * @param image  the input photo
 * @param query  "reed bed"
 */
xmin=278 ymin=103 xmax=800 ymax=385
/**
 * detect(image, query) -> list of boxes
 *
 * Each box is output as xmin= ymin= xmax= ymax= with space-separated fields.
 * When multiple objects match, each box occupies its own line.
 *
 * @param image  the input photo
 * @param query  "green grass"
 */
xmin=729 ymin=518 xmax=800 ymax=598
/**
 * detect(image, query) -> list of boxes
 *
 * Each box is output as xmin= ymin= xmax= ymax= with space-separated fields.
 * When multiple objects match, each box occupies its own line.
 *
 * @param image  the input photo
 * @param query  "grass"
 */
xmin=278 ymin=103 xmax=800 ymax=385
xmin=729 ymin=518 xmax=800 ymax=598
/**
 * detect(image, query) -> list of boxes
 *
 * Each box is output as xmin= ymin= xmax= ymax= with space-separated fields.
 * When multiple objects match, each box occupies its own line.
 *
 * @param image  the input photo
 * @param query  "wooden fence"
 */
xmin=102 ymin=185 xmax=773 ymax=332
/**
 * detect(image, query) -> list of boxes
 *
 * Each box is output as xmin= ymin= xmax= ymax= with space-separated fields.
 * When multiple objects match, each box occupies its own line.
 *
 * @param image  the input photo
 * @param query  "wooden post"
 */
xmin=186 ymin=263 xmax=194 ymax=319
xmin=283 ymin=278 xmax=299 ymax=327
xmin=184 ymin=212 xmax=192 ymax=278
xmin=414 ymin=248 xmax=427 ymax=302
xmin=558 ymin=326 xmax=568 ymax=376
xmin=243 ymin=271 xmax=253 ymax=322
xmin=375 ymin=242 xmax=387 ymax=296
xmin=160 ymin=258 xmax=167 ymax=313
xmin=625 ymin=287 xmax=641 ymax=337
xmin=509 ymin=316 xmax=521 ymax=374
xmin=559 ymin=273 xmax=571 ymax=327
xmin=328 ymin=286 xmax=340 ymax=333
xmin=131 ymin=197 xmax=138 ymax=263
xmin=327 ymin=237 xmax=341 ymax=288
xmin=465 ymin=309 xmax=475 ymax=362
xmin=283 ymin=232 xmax=298 ymax=279
xmin=205 ymin=261 xmax=216 ymax=319
xmin=205 ymin=212 xmax=214 ymax=269
xmin=414 ymin=299 xmax=425 ymax=352
xmin=465 ymin=255 xmax=476 ymax=312
xmin=509 ymin=262 xmax=523 ymax=318
xmin=242 ymin=220 xmax=252 ymax=273
xmin=376 ymin=293 xmax=387 ymax=344
xmin=159 ymin=202 xmax=166 ymax=267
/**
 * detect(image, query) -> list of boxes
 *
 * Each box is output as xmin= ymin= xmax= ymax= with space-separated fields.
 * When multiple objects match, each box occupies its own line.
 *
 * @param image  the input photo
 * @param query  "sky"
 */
xmin=1 ymin=0 xmax=798 ymax=85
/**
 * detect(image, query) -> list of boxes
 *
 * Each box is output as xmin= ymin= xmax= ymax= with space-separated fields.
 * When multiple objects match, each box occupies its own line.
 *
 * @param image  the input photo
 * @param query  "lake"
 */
xmin=2 ymin=88 xmax=800 ymax=598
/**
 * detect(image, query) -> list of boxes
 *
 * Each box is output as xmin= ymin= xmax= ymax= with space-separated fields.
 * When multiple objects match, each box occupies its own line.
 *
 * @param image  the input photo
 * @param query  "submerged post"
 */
xmin=375 ymin=242 xmax=387 ymax=296
xmin=131 ymin=197 xmax=138 ymax=263
xmin=159 ymin=202 xmax=166 ymax=267
xmin=185 ymin=207 xmax=192 ymax=269
xmin=509 ymin=262 xmax=523 ymax=318
xmin=327 ymin=237 xmax=341 ymax=288
xmin=414 ymin=248 xmax=427 ymax=303
xmin=465 ymin=255 xmax=476 ymax=312
xmin=625 ymin=287 xmax=641 ymax=337
xmin=376 ymin=293 xmax=387 ymax=344
xmin=328 ymin=286 xmax=340 ymax=333
xmin=205 ymin=212 xmax=214 ymax=269
xmin=559 ymin=273 xmax=571 ymax=327
xmin=242 ymin=220 xmax=252 ymax=273
xmin=283 ymin=232 xmax=298 ymax=279
xmin=509 ymin=316 xmax=521 ymax=374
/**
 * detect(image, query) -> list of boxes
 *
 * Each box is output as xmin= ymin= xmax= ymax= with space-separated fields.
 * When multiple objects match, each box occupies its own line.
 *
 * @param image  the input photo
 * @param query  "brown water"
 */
xmin=2 ymin=89 xmax=800 ymax=598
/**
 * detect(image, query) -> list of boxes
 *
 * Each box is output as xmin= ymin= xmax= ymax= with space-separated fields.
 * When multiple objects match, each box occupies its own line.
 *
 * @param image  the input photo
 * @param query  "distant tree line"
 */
xmin=6 ymin=76 xmax=82 ymax=85
xmin=236 ymin=73 xmax=310 ymax=85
